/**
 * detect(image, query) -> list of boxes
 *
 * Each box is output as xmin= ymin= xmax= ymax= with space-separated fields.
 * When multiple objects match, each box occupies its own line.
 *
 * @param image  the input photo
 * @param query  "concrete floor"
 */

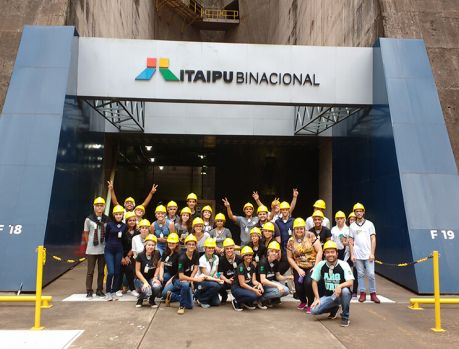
xmin=0 ymin=262 xmax=458 ymax=349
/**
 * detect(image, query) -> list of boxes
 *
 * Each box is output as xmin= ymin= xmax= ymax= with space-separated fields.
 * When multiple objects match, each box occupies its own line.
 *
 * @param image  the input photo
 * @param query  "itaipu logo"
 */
xmin=135 ymin=57 xmax=320 ymax=86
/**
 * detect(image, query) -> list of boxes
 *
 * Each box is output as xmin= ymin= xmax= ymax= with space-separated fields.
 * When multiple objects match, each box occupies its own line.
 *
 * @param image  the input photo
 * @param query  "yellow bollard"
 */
xmin=431 ymin=250 xmax=445 ymax=332
xmin=31 ymin=245 xmax=45 ymax=330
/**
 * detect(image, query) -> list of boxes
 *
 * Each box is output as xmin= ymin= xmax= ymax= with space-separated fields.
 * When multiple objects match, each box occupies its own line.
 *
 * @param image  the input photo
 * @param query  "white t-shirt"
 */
xmin=197 ymin=254 xmax=219 ymax=277
xmin=131 ymin=234 xmax=146 ymax=258
xmin=349 ymin=220 xmax=376 ymax=260
xmin=306 ymin=216 xmax=331 ymax=230
xmin=330 ymin=225 xmax=349 ymax=251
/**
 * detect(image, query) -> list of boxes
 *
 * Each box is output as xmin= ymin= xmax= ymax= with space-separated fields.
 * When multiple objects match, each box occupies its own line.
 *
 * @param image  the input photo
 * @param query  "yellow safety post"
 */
xmin=431 ymin=250 xmax=445 ymax=332
xmin=0 ymin=295 xmax=52 ymax=308
xmin=31 ymin=245 xmax=46 ymax=330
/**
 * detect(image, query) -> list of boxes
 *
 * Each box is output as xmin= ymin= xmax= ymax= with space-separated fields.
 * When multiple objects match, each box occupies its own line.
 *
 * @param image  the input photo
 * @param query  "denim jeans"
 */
xmin=231 ymin=285 xmax=259 ymax=304
xmin=134 ymin=278 xmax=161 ymax=300
xmin=259 ymin=282 xmax=289 ymax=302
xmin=171 ymin=279 xmax=193 ymax=309
xmin=194 ymin=281 xmax=222 ymax=306
xmin=160 ymin=272 xmax=174 ymax=299
xmin=104 ymin=249 xmax=122 ymax=294
xmin=355 ymin=259 xmax=376 ymax=293
xmin=311 ymin=287 xmax=352 ymax=320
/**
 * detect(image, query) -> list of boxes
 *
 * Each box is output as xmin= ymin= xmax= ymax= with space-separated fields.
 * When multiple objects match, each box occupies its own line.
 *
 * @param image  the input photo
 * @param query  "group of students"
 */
xmin=83 ymin=184 xmax=379 ymax=327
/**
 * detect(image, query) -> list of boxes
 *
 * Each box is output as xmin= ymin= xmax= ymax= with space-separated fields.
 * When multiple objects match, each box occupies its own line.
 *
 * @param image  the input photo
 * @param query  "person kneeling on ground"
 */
xmin=231 ymin=246 xmax=264 ymax=311
xmin=194 ymin=238 xmax=224 ymax=308
xmin=218 ymin=238 xmax=241 ymax=303
xmin=310 ymin=241 xmax=354 ymax=327
xmin=134 ymin=234 xmax=162 ymax=308
xmin=257 ymin=241 xmax=292 ymax=309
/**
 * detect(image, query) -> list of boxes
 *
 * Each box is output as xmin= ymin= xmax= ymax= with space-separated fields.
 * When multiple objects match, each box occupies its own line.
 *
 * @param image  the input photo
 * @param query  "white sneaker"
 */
xmin=105 ymin=293 xmax=113 ymax=301
xmin=115 ymin=290 xmax=123 ymax=297
xmin=130 ymin=290 xmax=139 ymax=297
xmin=111 ymin=292 xmax=118 ymax=300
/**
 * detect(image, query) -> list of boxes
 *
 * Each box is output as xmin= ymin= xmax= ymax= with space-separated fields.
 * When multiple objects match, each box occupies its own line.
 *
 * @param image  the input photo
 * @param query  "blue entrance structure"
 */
xmin=0 ymin=26 xmax=458 ymax=293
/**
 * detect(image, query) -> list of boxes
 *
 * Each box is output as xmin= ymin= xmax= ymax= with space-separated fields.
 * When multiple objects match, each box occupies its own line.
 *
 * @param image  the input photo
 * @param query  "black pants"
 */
xmin=86 ymin=254 xmax=105 ymax=292
xmin=278 ymin=253 xmax=290 ymax=275
xmin=117 ymin=260 xmax=135 ymax=291
xmin=219 ymin=282 xmax=232 ymax=302
xmin=293 ymin=267 xmax=314 ymax=305
xmin=347 ymin=259 xmax=359 ymax=294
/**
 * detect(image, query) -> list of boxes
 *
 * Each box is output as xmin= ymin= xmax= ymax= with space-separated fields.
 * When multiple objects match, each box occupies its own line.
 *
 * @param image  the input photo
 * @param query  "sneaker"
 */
xmin=177 ymin=306 xmax=185 ymax=315
xmin=328 ymin=307 xmax=339 ymax=320
xmin=305 ymin=306 xmax=311 ymax=314
xmin=96 ymin=290 xmax=105 ymax=297
xmin=340 ymin=318 xmax=350 ymax=327
xmin=111 ymin=292 xmax=118 ymax=300
xmin=297 ymin=302 xmax=307 ymax=310
xmin=358 ymin=292 xmax=366 ymax=303
xmin=200 ymin=302 xmax=211 ymax=309
xmin=165 ymin=291 xmax=172 ymax=307
xmin=242 ymin=303 xmax=256 ymax=310
xmin=149 ymin=297 xmax=158 ymax=308
xmin=130 ymin=290 xmax=139 ymax=297
xmin=86 ymin=291 xmax=93 ymax=298
xmin=136 ymin=299 xmax=143 ymax=308
xmin=232 ymin=299 xmax=243 ymax=312
xmin=115 ymin=290 xmax=123 ymax=297
xmin=256 ymin=302 xmax=268 ymax=310
xmin=105 ymin=293 xmax=113 ymax=301
xmin=370 ymin=292 xmax=381 ymax=304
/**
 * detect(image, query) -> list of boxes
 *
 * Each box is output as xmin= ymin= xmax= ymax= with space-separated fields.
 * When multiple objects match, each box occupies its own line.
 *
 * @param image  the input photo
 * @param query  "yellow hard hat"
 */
xmin=240 ymin=246 xmax=254 ymax=257
xmin=243 ymin=202 xmax=254 ymax=210
xmin=167 ymin=233 xmax=180 ymax=243
xmin=250 ymin=227 xmax=262 ymax=236
xmin=155 ymin=205 xmax=167 ymax=213
xmin=223 ymin=238 xmax=235 ymax=247
xmin=138 ymin=219 xmax=151 ymax=227
xmin=144 ymin=234 xmax=157 ymax=243
xmin=180 ymin=207 xmax=192 ymax=215
xmin=353 ymin=202 xmax=365 ymax=212
xmin=214 ymin=213 xmax=226 ymax=221
xmin=187 ymin=193 xmax=198 ymax=201
xmin=93 ymin=197 xmax=105 ymax=205
xmin=124 ymin=211 xmax=136 ymax=221
xmin=335 ymin=211 xmax=346 ymax=219
xmin=313 ymin=199 xmax=326 ymax=210
xmin=124 ymin=197 xmax=135 ymax=205
xmin=257 ymin=205 xmax=269 ymax=214
xmin=204 ymin=238 xmax=217 ymax=248
xmin=279 ymin=201 xmax=291 ymax=210
xmin=348 ymin=212 xmax=356 ymax=218
xmin=167 ymin=201 xmax=178 ymax=208
xmin=293 ymin=217 xmax=306 ymax=229
xmin=312 ymin=210 xmax=325 ymax=219
xmin=192 ymin=217 xmax=204 ymax=227
xmin=323 ymin=240 xmax=338 ymax=251
xmin=267 ymin=241 xmax=281 ymax=251
xmin=112 ymin=205 xmax=125 ymax=214
xmin=135 ymin=205 xmax=145 ymax=212
xmin=185 ymin=234 xmax=198 ymax=244
xmin=262 ymin=222 xmax=275 ymax=232
xmin=202 ymin=205 xmax=213 ymax=213
xmin=271 ymin=199 xmax=280 ymax=208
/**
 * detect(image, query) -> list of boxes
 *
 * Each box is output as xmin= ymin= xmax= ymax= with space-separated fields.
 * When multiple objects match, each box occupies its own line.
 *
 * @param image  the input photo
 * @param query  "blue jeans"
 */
xmin=259 ymin=282 xmax=289 ymax=302
xmin=194 ymin=281 xmax=222 ymax=306
xmin=134 ymin=278 xmax=161 ymax=300
xmin=311 ymin=287 xmax=352 ymax=320
xmin=231 ymin=285 xmax=259 ymax=304
xmin=156 ymin=244 xmax=165 ymax=256
xmin=104 ymin=249 xmax=122 ymax=293
xmin=355 ymin=259 xmax=376 ymax=293
xmin=160 ymin=272 xmax=174 ymax=299
xmin=171 ymin=279 xmax=193 ymax=309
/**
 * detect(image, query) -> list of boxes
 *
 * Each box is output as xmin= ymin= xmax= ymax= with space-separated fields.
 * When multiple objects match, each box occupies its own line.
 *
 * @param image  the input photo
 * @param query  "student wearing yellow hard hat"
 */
xmin=231 ymin=246 xmax=264 ymax=311
xmin=331 ymin=211 xmax=349 ymax=261
xmin=257 ymin=241 xmax=292 ymax=307
xmin=309 ymin=210 xmax=332 ymax=245
xmin=175 ymin=207 xmax=192 ymax=248
xmin=209 ymin=213 xmax=232 ymax=255
xmin=348 ymin=212 xmax=356 ymax=225
xmin=349 ymin=203 xmax=380 ymax=304
xmin=201 ymin=205 xmax=214 ymax=235
xmin=252 ymin=189 xmax=299 ymax=221
xmin=134 ymin=234 xmax=162 ymax=308
xmin=217 ymin=238 xmax=241 ymax=303
xmin=274 ymin=201 xmax=294 ymax=255
xmin=194 ymin=238 xmax=224 ymax=308
xmin=185 ymin=192 xmax=199 ymax=219
xmin=166 ymin=201 xmax=179 ymax=224
xmin=191 ymin=217 xmax=211 ymax=256
xmin=222 ymin=197 xmax=258 ymax=246
xmin=83 ymin=197 xmax=110 ymax=298
xmin=311 ymin=241 xmax=354 ymax=327
xmin=255 ymin=205 xmax=281 ymax=241
xmin=160 ymin=233 xmax=181 ymax=303
xmin=107 ymin=180 xmax=158 ymax=213
xmin=151 ymin=205 xmax=175 ymax=256
xmin=104 ymin=205 xmax=127 ymax=301
xmin=248 ymin=227 xmax=266 ymax=266
xmin=306 ymin=199 xmax=331 ymax=230
xmin=132 ymin=219 xmax=151 ymax=259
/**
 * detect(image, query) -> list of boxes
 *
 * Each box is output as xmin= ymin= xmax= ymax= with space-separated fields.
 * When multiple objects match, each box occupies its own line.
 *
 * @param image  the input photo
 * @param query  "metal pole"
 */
xmin=31 ymin=245 xmax=45 ymax=330
xmin=431 ymin=250 xmax=445 ymax=332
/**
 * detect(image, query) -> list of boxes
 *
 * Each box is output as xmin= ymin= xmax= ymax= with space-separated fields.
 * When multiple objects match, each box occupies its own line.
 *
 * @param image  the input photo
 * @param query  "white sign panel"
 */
xmin=77 ymin=38 xmax=373 ymax=105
